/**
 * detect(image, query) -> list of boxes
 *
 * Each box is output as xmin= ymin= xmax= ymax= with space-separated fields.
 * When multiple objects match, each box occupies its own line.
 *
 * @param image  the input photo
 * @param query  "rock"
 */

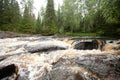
xmin=0 ymin=64 xmax=19 ymax=80
xmin=104 ymin=41 xmax=120 ymax=51
xmin=0 ymin=53 xmax=26 ymax=62
xmin=0 ymin=57 xmax=6 ymax=62
xmin=73 ymin=40 xmax=98 ymax=50
xmin=116 ymin=39 xmax=120 ymax=44
xmin=24 ymin=40 xmax=71 ymax=53
xmin=0 ymin=48 xmax=120 ymax=80
xmin=0 ymin=31 xmax=32 ymax=38
xmin=46 ymin=66 xmax=85 ymax=80
xmin=41 ymin=54 xmax=120 ymax=80
xmin=0 ymin=37 xmax=120 ymax=80
xmin=73 ymin=40 xmax=105 ymax=51
xmin=62 ymin=39 xmax=76 ymax=45
xmin=97 ymin=40 xmax=106 ymax=51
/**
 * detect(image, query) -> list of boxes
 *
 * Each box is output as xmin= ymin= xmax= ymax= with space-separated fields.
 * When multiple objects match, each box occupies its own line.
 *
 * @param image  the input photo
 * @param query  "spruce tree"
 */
xmin=21 ymin=0 xmax=35 ymax=33
xmin=0 ymin=0 xmax=21 ymax=31
xmin=44 ymin=0 xmax=57 ymax=35
xmin=0 ymin=0 xmax=4 ymax=27
xmin=35 ymin=12 xmax=42 ymax=33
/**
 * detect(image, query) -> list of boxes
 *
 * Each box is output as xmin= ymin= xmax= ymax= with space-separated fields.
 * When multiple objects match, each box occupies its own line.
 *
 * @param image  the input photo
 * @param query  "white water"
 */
xmin=0 ymin=37 xmax=118 ymax=80
xmin=0 ymin=50 xmax=104 ymax=79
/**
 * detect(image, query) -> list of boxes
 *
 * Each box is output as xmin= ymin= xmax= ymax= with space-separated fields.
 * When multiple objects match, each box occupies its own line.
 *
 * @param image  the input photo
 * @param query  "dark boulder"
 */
xmin=0 ymin=64 xmax=19 ymax=80
xmin=73 ymin=40 xmax=105 ymax=50
xmin=73 ymin=40 xmax=98 ymax=50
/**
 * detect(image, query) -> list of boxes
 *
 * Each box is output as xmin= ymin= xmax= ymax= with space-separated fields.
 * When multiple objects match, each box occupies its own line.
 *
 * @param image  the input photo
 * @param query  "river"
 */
xmin=0 ymin=36 xmax=119 ymax=80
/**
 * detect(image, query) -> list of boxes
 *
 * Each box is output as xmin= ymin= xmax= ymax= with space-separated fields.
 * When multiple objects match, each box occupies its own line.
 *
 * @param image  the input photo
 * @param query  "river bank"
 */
xmin=0 ymin=31 xmax=40 ymax=38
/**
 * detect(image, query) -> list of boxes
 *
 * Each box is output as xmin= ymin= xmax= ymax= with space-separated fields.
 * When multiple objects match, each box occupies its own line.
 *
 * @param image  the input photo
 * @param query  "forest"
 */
xmin=0 ymin=0 xmax=120 ymax=37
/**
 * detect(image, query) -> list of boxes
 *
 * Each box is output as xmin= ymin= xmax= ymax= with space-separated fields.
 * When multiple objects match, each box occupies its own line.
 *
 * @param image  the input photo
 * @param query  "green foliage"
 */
xmin=98 ymin=0 xmax=120 ymax=37
xmin=66 ymin=32 xmax=98 ymax=36
xmin=101 ymin=0 xmax=120 ymax=23
xmin=56 ymin=5 xmax=64 ymax=33
xmin=21 ymin=0 xmax=35 ymax=33
xmin=61 ymin=0 xmax=78 ymax=32
xmin=35 ymin=13 xmax=42 ymax=33
xmin=18 ymin=23 xmax=35 ymax=33
xmin=42 ymin=0 xmax=57 ymax=35
xmin=0 ymin=0 xmax=119 ymax=37
xmin=40 ymin=22 xmax=58 ymax=35
xmin=0 ymin=0 xmax=21 ymax=32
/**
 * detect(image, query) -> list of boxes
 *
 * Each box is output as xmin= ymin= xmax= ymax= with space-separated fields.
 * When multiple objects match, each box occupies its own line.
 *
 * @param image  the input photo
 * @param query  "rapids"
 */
xmin=0 ymin=37 xmax=120 ymax=80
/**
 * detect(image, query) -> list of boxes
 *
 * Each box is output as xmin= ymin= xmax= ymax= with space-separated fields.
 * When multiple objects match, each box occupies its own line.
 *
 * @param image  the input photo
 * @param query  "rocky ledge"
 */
xmin=0 ymin=37 xmax=120 ymax=80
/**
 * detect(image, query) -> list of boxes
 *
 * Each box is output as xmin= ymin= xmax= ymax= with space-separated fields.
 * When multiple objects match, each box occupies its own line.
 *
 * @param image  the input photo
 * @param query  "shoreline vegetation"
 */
xmin=0 ymin=30 xmax=119 ymax=39
xmin=0 ymin=0 xmax=120 ymax=38
xmin=65 ymin=32 xmax=98 ymax=36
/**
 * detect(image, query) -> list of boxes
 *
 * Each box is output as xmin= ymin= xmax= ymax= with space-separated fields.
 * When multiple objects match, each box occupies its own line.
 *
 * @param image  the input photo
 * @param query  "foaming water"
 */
xmin=0 ymin=49 xmax=106 ymax=79
xmin=0 ymin=37 xmax=119 ymax=80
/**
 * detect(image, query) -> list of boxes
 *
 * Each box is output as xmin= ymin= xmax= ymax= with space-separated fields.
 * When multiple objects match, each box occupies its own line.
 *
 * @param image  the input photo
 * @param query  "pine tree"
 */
xmin=0 ymin=0 xmax=4 ymax=27
xmin=0 ymin=0 xmax=21 ymax=31
xmin=56 ymin=5 xmax=64 ymax=33
xmin=35 ymin=12 xmax=42 ymax=33
xmin=9 ymin=0 xmax=21 ymax=32
xmin=21 ymin=0 xmax=35 ymax=33
xmin=44 ymin=0 xmax=57 ymax=35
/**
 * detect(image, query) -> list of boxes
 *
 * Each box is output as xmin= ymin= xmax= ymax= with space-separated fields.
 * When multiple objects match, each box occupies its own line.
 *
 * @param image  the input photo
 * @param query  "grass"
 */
xmin=65 ymin=32 xmax=99 ymax=36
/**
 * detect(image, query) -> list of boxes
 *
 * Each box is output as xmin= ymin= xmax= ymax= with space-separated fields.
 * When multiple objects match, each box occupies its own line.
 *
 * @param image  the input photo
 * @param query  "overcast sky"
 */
xmin=18 ymin=0 xmax=63 ymax=17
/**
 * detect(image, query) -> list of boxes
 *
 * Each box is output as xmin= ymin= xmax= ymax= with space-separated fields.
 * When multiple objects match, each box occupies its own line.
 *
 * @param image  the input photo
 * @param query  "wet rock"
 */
xmin=24 ymin=40 xmax=71 ymax=53
xmin=116 ymin=39 xmax=120 ymax=44
xmin=40 ymin=54 xmax=120 ymax=80
xmin=0 ymin=49 xmax=120 ymax=80
xmin=0 ymin=38 xmax=27 ymax=56
xmin=62 ymin=39 xmax=76 ymax=45
xmin=73 ymin=40 xmax=98 ymax=50
xmin=104 ymin=41 xmax=120 ymax=51
xmin=73 ymin=40 xmax=105 ymax=51
xmin=47 ymin=67 xmax=85 ymax=80
xmin=74 ymin=55 xmax=120 ymax=79
xmin=0 ymin=64 xmax=19 ymax=80
xmin=0 ymin=37 xmax=120 ymax=80
xmin=0 ymin=52 xmax=27 ymax=62
xmin=0 ymin=56 xmax=6 ymax=62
